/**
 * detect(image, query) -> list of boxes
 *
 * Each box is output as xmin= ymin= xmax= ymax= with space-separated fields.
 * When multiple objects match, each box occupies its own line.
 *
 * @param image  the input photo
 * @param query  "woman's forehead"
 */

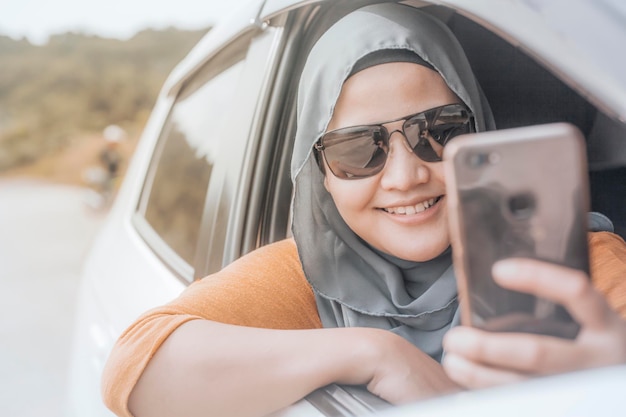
xmin=328 ymin=62 xmax=458 ymax=129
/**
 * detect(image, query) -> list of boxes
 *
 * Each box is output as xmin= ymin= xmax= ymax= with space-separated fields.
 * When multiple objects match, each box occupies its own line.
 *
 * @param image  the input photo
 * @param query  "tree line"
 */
xmin=0 ymin=27 xmax=209 ymax=171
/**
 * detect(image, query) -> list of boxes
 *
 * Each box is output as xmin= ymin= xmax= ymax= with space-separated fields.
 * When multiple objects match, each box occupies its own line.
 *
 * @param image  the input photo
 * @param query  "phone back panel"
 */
xmin=443 ymin=123 xmax=590 ymax=338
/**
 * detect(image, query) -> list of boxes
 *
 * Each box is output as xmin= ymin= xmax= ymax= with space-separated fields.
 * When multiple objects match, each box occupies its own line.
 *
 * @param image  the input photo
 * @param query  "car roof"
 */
xmin=163 ymin=0 xmax=626 ymax=123
xmin=161 ymin=0 xmax=265 ymax=98
xmin=431 ymin=0 xmax=626 ymax=123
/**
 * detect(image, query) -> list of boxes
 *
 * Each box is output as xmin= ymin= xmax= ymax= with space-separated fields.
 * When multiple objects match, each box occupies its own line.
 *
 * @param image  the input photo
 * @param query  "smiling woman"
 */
xmin=97 ymin=3 xmax=626 ymax=417
xmin=58 ymin=0 xmax=626 ymax=417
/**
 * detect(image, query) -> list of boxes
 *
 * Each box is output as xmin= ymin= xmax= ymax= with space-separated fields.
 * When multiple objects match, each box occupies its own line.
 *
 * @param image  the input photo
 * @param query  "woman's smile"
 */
xmin=377 ymin=195 xmax=445 ymax=227
xmin=378 ymin=194 xmax=445 ymax=225
xmin=380 ymin=195 xmax=443 ymax=215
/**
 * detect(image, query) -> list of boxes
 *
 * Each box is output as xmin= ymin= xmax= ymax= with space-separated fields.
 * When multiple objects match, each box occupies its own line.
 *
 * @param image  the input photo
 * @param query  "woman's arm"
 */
xmin=442 ymin=257 xmax=626 ymax=388
xmin=103 ymin=239 xmax=459 ymax=417
xmin=128 ymin=320 xmax=459 ymax=417
xmin=101 ymin=239 xmax=323 ymax=417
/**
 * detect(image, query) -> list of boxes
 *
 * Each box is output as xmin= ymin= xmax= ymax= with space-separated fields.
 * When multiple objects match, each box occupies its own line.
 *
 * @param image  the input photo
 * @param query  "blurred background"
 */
xmin=0 ymin=1 xmax=239 ymax=415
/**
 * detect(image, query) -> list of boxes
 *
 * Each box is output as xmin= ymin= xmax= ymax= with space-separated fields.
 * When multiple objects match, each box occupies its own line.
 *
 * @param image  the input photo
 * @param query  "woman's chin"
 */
xmin=380 ymin=238 xmax=450 ymax=262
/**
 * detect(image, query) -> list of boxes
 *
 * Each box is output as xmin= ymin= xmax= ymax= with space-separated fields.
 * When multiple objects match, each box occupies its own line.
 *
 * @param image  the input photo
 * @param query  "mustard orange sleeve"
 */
xmin=101 ymin=238 xmax=321 ymax=417
xmin=589 ymin=231 xmax=626 ymax=318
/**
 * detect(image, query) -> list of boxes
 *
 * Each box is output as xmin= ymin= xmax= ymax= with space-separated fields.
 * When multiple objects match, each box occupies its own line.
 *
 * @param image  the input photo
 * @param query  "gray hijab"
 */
xmin=291 ymin=3 xmax=496 ymax=360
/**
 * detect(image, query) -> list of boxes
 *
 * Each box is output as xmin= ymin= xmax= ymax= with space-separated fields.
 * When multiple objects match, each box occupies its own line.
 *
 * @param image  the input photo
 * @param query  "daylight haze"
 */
xmin=0 ymin=0 xmax=243 ymax=44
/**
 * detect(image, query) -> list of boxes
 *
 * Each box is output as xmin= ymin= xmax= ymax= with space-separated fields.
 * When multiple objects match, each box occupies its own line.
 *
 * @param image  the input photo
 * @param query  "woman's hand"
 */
xmin=345 ymin=328 xmax=462 ymax=403
xmin=442 ymin=258 xmax=626 ymax=389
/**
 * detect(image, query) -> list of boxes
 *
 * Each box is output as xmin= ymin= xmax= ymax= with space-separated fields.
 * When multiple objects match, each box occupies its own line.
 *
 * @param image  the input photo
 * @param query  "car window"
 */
xmin=134 ymin=34 xmax=252 ymax=280
xmin=134 ymin=26 xmax=283 ymax=282
xmin=142 ymin=60 xmax=245 ymax=266
xmin=195 ymin=24 xmax=285 ymax=276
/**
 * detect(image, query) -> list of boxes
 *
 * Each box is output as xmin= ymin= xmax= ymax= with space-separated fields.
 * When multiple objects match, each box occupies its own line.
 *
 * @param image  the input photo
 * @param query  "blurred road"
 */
xmin=0 ymin=179 xmax=106 ymax=417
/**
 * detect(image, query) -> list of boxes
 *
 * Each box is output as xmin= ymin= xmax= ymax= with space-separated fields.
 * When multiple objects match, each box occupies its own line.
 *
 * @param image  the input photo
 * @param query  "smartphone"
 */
xmin=443 ymin=122 xmax=590 ymax=339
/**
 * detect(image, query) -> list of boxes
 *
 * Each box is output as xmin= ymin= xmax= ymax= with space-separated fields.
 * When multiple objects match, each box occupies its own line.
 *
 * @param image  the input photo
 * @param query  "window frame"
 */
xmin=132 ymin=25 xmax=285 ymax=283
xmin=222 ymin=10 xmax=309 ymax=261
xmin=192 ymin=23 xmax=288 ymax=278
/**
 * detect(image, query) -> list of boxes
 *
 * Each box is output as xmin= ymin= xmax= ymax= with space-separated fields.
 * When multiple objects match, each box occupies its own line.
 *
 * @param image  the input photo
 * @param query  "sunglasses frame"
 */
xmin=314 ymin=103 xmax=475 ymax=179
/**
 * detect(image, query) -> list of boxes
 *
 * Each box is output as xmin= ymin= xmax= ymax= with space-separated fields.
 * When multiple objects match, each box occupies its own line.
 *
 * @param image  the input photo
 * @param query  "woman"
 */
xmin=102 ymin=4 xmax=626 ymax=417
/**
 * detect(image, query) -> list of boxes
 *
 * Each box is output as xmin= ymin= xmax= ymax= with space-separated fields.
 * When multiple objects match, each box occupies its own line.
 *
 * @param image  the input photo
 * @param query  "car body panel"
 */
xmin=378 ymin=365 xmax=626 ymax=417
xmin=67 ymin=99 xmax=187 ymax=417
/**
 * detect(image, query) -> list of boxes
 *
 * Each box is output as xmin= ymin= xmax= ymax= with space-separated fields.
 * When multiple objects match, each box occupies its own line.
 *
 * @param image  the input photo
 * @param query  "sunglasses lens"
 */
xmin=404 ymin=105 xmax=472 ymax=162
xmin=322 ymin=127 xmax=388 ymax=179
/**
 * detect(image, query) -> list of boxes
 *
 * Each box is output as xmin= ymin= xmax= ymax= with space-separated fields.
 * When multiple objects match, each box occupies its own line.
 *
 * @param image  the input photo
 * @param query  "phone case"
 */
xmin=443 ymin=123 xmax=590 ymax=339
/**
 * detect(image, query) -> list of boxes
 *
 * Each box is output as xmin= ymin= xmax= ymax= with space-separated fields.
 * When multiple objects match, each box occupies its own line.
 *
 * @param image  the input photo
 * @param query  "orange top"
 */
xmin=589 ymin=232 xmax=626 ymax=314
xmin=101 ymin=232 xmax=626 ymax=417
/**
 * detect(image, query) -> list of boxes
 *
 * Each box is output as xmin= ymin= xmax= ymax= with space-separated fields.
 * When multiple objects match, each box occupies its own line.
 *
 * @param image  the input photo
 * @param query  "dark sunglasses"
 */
xmin=314 ymin=103 xmax=474 ymax=179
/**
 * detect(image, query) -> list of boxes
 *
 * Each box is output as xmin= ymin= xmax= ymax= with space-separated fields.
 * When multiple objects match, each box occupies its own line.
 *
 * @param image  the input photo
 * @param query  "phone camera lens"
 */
xmin=467 ymin=152 xmax=499 ymax=167
xmin=467 ymin=152 xmax=488 ymax=167
xmin=508 ymin=192 xmax=536 ymax=219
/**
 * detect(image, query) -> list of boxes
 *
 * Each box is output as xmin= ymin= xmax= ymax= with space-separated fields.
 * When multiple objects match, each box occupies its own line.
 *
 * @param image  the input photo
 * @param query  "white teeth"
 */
xmin=384 ymin=197 xmax=438 ymax=215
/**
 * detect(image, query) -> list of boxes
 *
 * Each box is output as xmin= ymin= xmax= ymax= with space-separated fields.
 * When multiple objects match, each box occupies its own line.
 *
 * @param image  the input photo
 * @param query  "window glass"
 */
xmin=139 ymin=55 xmax=245 ymax=266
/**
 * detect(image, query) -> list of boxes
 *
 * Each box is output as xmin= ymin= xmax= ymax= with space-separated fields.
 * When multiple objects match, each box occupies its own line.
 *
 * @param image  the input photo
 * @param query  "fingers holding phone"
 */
xmin=490 ymin=259 xmax=626 ymax=369
xmin=441 ymin=123 xmax=626 ymax=388
xmin=442 ymin=258 xmax=626 ymax=389
xmin=492 ymin=259 xmax=608 ymax=330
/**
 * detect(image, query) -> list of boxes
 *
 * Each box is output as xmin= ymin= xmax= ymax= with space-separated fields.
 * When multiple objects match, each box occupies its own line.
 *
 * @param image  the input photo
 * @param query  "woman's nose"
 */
xmin=379 ymin=133 xmax=430 ymax=190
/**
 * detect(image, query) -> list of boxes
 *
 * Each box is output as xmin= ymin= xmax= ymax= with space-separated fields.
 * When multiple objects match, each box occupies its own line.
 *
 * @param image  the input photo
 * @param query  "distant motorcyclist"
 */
xmin=99 ymin=124 xmax=125 ymax=196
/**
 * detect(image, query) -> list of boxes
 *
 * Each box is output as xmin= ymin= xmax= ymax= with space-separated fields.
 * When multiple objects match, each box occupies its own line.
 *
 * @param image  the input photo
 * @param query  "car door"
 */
xmin=66 ymin=17 xmax=288 ymax=417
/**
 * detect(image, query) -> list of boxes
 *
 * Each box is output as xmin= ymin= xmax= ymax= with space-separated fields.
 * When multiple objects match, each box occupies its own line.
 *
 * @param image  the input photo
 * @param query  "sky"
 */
xmin=0 ymin=0 xmax=245 ymax=44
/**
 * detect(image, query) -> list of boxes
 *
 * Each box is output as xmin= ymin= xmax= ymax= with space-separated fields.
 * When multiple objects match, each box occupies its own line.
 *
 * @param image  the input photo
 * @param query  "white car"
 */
xmin=66 ymin=0 xmax=626 ymax=416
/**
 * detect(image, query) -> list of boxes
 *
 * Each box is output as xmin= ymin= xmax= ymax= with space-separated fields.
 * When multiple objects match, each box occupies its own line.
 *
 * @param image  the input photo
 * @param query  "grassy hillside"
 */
xmin=0 ymin=27 xmax=209 ymax=180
